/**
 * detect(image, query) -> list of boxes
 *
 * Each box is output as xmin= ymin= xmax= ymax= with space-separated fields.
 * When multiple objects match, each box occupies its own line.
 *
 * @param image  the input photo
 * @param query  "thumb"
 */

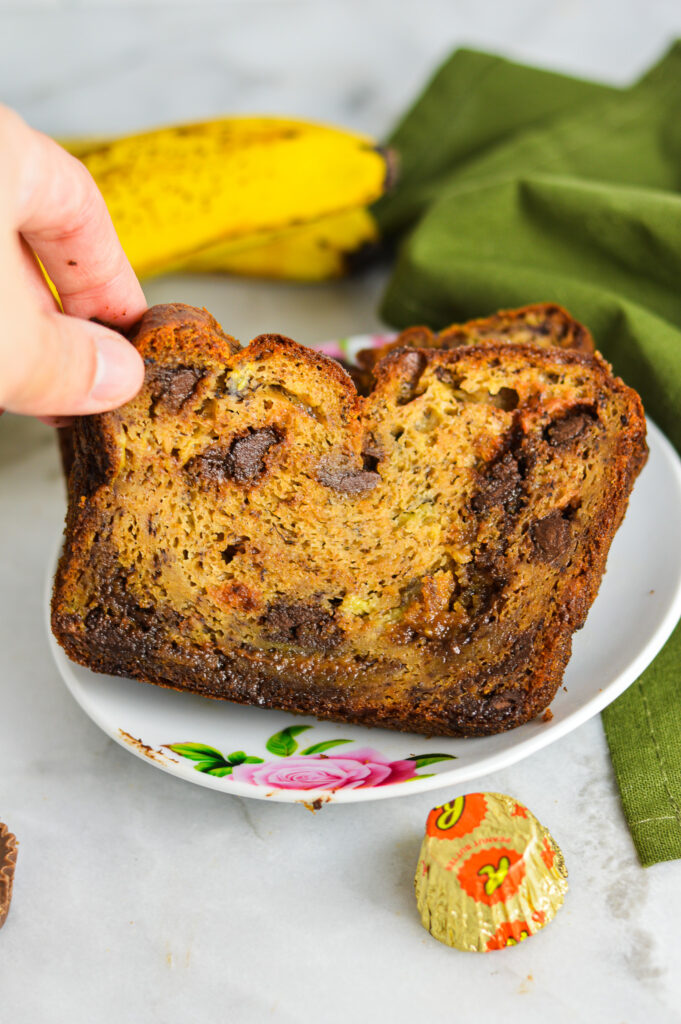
xmin=1 ymin=309 xmax=145 ymax=417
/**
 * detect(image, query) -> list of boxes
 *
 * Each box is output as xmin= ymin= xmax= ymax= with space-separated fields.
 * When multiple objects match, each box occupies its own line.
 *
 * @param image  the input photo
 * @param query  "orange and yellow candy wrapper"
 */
xmin=415 ymin=792 xmax=568 ymax=952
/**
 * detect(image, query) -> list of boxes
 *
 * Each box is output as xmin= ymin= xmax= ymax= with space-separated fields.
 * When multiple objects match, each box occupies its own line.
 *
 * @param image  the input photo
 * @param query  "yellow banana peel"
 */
xmin=59 ymin=137 xmax=110 ymax=159
xmin=36 ymin=256 xmax=61 ymax=309
xmin=178 ymin=206 xmax=380 ymax=280
xmin=61 ymin=118 xmax=390 ymax=280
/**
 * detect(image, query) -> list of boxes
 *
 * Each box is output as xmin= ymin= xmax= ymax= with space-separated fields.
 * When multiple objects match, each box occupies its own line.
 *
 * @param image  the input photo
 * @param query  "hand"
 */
xmin=0 ymin=105 xmax=146 ymax=418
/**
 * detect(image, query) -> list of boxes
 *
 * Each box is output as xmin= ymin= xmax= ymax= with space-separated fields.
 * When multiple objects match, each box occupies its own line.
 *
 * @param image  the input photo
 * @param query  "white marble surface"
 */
xmin=2 ymin=2 xmax=681 ymax=1021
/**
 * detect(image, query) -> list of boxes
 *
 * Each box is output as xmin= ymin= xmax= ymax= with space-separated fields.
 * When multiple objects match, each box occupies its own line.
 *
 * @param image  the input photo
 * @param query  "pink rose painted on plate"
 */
xmin=229 ymin=747 xmax=418 ymax=790
xmin=166 ymin=725 xmax=456 ymax=790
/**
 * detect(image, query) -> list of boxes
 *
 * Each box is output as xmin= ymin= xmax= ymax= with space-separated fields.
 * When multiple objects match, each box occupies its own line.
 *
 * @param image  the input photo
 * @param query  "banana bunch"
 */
xmin=59 ymin=118 xmax=391 ymax=281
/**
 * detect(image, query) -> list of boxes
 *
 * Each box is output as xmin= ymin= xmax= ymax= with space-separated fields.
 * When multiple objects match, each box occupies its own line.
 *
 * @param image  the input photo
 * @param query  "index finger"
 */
xmin=1 ymin=105 xmax=146 ymax=327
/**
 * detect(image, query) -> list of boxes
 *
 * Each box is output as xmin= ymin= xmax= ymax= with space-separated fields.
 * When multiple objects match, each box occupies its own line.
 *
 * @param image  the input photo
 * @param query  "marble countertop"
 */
xmin=2 ymin=2 xmax=681 ymax=1022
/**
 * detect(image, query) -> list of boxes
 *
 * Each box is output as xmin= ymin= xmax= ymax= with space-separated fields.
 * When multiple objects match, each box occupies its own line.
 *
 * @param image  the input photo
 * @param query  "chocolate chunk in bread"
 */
xmin=226 ymin=428 xmax=283 ymax=484
xmin=261 ymin=600 xmax=344 ymax=652
xmin=531 ymin=511 xmax=573 ymax=564
xmin=149 ymin=364 xmax=204 ymax=414
xmin=546 ymin=410 xmax=595 ymax=446
xmin=472 ymin=452 xmax=522 ymax=513
xmin=52 ymin=303 xmax=647 ymax=737
xmin=188 ymin=428 xmax=283 ymax=485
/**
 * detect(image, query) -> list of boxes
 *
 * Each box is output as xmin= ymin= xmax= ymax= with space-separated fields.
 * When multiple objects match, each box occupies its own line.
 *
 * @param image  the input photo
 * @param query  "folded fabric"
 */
xmin=373 ymin=48 xmax=619 ymax=236
xmin=375 ymin=42 xmax=681 ymax=865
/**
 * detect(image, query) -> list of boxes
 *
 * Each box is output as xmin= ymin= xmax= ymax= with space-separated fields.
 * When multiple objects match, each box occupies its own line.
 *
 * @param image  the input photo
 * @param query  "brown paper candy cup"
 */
xmin=0 ymin=822 xmax=18 ymax=930
xmin=415 ymin=792 xmax=567 ymax=952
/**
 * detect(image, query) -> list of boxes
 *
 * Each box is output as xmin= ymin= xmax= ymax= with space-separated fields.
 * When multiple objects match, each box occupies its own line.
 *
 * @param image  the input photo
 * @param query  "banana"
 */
xmin=61 ymin=119 xmax=391 ymax=279
xmin=178 ymin=206 xmax=380 ymax=280
xmin=59 ymin=137 xmax=110 ymax=158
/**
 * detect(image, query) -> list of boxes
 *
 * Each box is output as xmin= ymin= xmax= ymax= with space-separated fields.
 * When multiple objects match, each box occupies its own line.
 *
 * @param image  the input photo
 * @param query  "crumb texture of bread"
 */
xmin=52 ymin=303 xmax=647 ymax=737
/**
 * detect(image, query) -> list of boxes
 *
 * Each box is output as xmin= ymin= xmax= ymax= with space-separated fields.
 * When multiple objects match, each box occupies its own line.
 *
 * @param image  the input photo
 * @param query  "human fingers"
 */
xmin=1 ymin=104 xmax=146 ymax=327
xmin=0 ymin=295 xmax=145 ymax=417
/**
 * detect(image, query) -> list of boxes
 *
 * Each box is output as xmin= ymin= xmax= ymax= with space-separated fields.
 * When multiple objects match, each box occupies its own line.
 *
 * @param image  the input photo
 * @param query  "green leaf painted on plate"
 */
xmin=299 ymin=739 xmax=354 ymax=756
xmin=406 ymin=754 xmax=457 ymax=769
xmin=168 ymin=742 xmax=225 ymax=762
xmin=193 ymin=758 xmax=227 ymax=772
xmin=406 ymin=773 xmax=435 ymax=781
xmin=265 ymin=725 xmax=312 ymax=757
xmin=168 ymin=743 xmax=264 ymax=773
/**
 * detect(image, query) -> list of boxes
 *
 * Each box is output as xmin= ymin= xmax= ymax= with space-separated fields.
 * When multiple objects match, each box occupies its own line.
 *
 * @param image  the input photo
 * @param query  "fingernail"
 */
xmin=40 ymin=416 xmax=73 ymax=428
xmin=90 ymin=332 xmax=142 ymax=404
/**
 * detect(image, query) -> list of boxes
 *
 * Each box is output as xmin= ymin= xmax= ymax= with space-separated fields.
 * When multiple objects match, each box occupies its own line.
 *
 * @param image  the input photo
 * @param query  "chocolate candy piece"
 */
xmin=190 ymin=428 xmax=282 ymax=486
xmin=149 ymin=364 xmax=204 ymax=414
xmin=472 ymin=453 xmax=522 ymax=513
xmin=547 ymin=412 xmax=589 ymax=446
xmin=261 ymin=599 xmax=344 ymax=652
xmin=531 ymin=511 xmax=572 ymax=563
xmin=415 ymin=792 xmax=567 ymax=952
xmin=227 ymin=428 xmax=282 ymax=484
xmin=0 ymin=823 xmax=18 ymax=930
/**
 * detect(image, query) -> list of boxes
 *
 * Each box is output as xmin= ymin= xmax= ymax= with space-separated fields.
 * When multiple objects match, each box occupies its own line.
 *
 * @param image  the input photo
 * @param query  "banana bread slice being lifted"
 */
xmin=52 ymin=303 xmax=647 ymax=737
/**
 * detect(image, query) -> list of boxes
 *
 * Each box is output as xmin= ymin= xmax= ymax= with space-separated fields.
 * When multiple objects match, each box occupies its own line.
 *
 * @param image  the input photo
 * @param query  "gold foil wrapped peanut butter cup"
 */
xmin=415 ymin=792 xmax=567 ymax=952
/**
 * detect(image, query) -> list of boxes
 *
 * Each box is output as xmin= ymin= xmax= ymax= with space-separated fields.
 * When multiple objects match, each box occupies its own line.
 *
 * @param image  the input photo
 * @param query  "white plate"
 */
xmin=47 ymin=416 xmax=681 ymax=805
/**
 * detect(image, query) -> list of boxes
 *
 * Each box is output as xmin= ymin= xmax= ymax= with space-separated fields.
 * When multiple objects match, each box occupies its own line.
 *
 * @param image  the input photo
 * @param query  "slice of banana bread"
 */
xmin=350 ymin=303 xmax=594 ymax=394
xmin=52 ymin=303 xmax=647 ymax=737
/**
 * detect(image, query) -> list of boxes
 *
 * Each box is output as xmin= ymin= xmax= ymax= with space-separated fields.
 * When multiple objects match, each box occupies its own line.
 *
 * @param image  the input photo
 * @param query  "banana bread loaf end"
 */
xmin=52 ymin=303 xmax=647 ymax=736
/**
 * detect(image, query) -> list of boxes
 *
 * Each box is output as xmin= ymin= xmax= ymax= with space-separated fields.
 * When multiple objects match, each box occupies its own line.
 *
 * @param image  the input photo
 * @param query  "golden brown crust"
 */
xmin=438 ymin=303 xmax=594 ymax=353
xmin=127 ymin=302 xmax=241 ymax=363
xmin=355 ymin=303 xmax=594 ymax=385
xmin=52 ymin=304 xmax=647 ymax=737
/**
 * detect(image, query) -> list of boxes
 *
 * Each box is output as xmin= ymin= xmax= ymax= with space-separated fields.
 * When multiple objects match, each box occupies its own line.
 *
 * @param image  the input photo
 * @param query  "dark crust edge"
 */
xmin=51 ymin=310 xmax=648 ymax=738
xmin=438 ymin=302 xmax=595 ymax=354
xmin=0 ymin=823 xmax=18 ymax=929
xmin=126 ymin=303 xmax=240 ymax=363
xmin=356 ymin=302 xmax=595 ymax=376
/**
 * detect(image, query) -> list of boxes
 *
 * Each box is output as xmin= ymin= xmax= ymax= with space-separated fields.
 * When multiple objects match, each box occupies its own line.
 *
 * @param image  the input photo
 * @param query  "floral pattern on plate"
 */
xmin=164 ymin=724 xmax=456 ymax=791
xmin=315 ymin=332 xmax=397 ymax=363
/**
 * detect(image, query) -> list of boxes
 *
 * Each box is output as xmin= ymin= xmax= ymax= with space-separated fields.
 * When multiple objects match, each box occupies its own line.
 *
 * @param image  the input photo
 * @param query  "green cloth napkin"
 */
xmin=374 ymin=44 xmax=681 ymax=866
